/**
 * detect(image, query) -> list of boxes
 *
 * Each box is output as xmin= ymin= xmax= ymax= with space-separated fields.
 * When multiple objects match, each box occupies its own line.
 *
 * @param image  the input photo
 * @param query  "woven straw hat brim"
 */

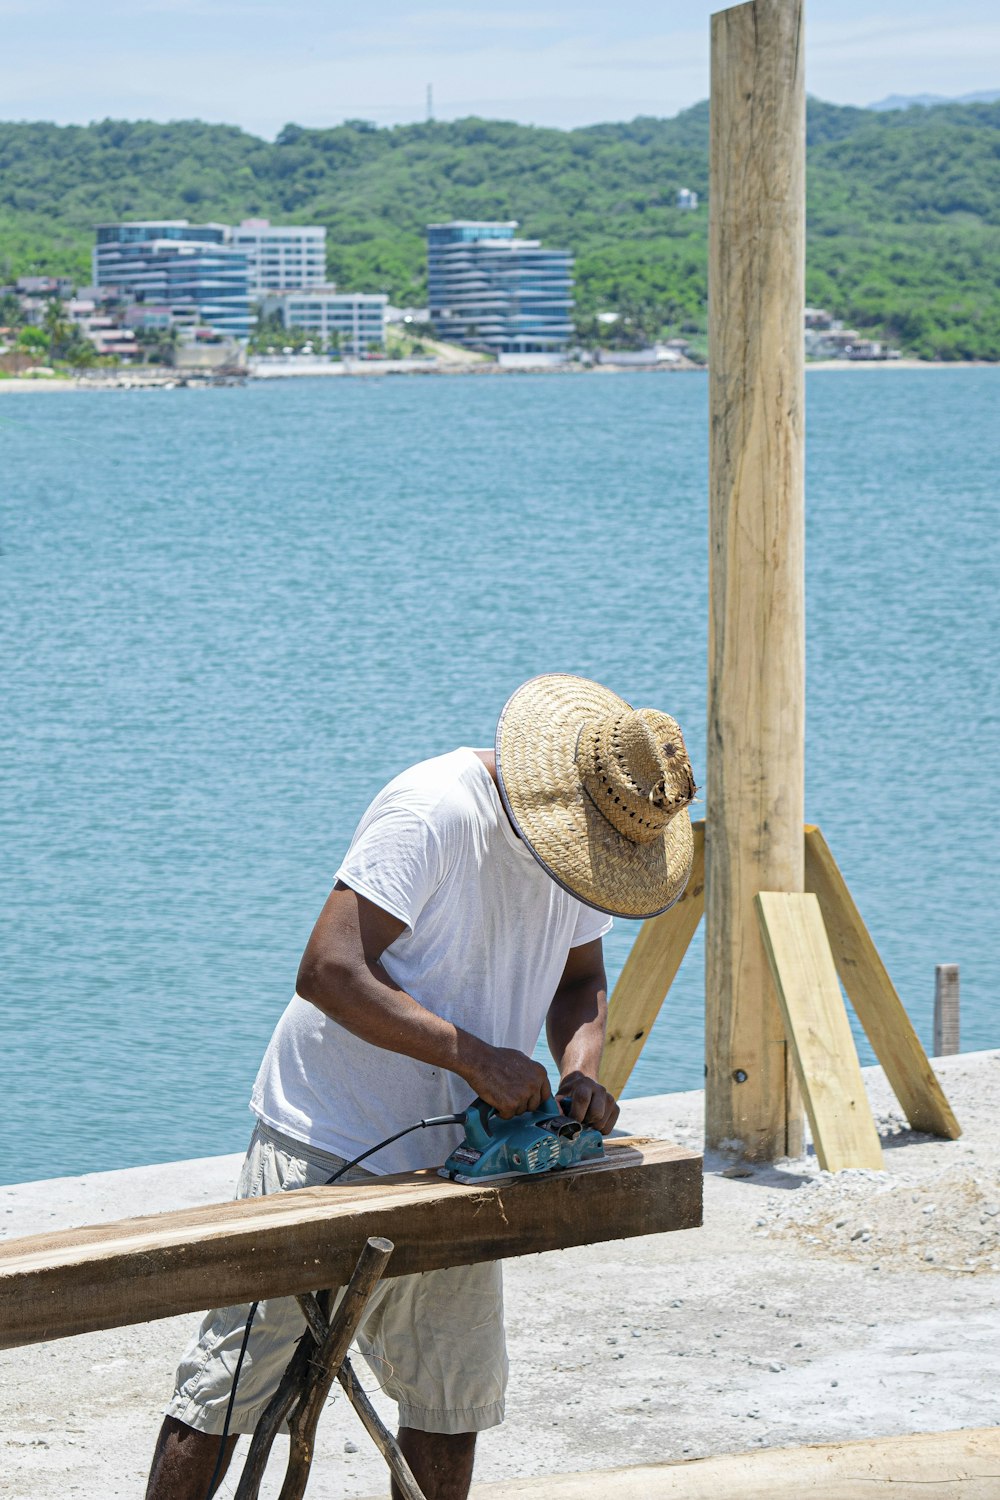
xmin=495 ymin=674 xmax=694 ymax=920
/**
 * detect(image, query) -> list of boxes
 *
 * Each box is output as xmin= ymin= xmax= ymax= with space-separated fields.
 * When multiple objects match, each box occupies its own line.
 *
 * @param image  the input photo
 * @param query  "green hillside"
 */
xmin=1 ymin=97 xmax=998 ymax=359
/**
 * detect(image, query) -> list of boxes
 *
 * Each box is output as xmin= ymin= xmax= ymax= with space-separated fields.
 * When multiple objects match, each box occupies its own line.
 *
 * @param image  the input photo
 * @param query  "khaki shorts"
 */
xmin=165 ymin=1120 xmax=507 ymax=1436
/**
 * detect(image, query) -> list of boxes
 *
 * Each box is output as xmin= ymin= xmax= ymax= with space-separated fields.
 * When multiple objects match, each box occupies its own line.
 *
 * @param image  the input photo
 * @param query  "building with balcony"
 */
xmin=92 ymin=222 xmax=252 ymax=338
xmin=260 ymin=288 xmax=388 ymax=354
xmin=427 ymin=221 xmax=573 ymax=354
xmin=229 ymin=219 xmax=327 ymax=296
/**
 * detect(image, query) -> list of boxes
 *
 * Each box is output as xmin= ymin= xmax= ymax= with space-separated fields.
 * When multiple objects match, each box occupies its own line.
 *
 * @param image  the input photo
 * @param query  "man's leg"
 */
xmin=395 ymin=1429 xmax=477 ymax=1500
xmin=145 ymin=1416 xmax=238 ymax=1500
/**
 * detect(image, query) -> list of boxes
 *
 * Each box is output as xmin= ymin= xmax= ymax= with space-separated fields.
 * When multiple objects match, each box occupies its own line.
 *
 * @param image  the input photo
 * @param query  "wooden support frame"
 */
xmin=0 ymin=1140 xmax=701 ymax=1352
xmin=234 ymin=1236 xmax=427 ymax=1500
xmin=755 ymin=892 xmax=883 ymax=1171
xmin=600 ymin=825 xmax=958 ymax=1156
xmin=600 ymin=821 xmax=705 ymax=1098
xmin=804 ymin=826 xmax=960 ymax=1138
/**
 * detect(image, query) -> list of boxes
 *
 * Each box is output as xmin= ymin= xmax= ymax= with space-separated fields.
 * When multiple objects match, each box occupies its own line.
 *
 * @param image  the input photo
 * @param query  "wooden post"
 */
xmin=933 ymin=964 xmax=960 ymax=1056
xmin=706 ymin=0 xmax=806 ymax=1159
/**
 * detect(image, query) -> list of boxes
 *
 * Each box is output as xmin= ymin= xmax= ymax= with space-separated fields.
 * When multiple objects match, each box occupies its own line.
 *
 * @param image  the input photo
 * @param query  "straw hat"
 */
xmin=494 ymin=674 xmax=697 ymax=919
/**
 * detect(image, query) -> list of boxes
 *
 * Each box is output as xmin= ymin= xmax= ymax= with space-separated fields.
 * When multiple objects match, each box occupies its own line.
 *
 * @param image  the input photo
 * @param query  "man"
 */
xmin=146 ymin=673 xmax=695 ymax=1500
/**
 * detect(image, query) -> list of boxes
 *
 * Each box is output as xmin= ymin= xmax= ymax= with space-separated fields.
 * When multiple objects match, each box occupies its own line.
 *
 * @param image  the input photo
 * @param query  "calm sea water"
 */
xmin=2 ymin=370 xmax=997 ymax=1184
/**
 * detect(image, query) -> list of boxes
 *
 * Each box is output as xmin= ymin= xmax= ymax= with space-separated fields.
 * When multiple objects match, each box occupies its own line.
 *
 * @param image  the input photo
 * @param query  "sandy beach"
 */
xmin=2 ymin=1048 xmax=997 ymax=1498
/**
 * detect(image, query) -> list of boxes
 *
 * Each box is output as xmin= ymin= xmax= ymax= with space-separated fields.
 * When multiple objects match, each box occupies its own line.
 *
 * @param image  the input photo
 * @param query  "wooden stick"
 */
xmin=291 ymin=1294 xmax=427 ymax=1498
xmin=934 ymin=964 xmax=960 ymax=1057
xmin=337 ymin=1357 xmax=427 ymax=1500
xmin=755 ymin=893 xmax=883 ymax=1171
xmin=233 ymin=1239 xmax=400 ymax=1500
xmin=706 ymin=0 xmax=806 ymax=1162
xmin=0 ymin=1140 xmax=701 ymax=1351
xmin=232 ymin=1334 xmax=315 ymax=1500
xmin=804 ymin=825 xmax=960 ymax=1138
xmin=600 ymin=822 xmax=704 ymax=1099
xmin=279 ymin=1237 xmax=394 ymax=1500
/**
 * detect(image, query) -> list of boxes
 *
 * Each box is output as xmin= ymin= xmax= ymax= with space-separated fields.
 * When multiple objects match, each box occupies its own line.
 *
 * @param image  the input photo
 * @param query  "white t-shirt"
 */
xmin=250 ymin=748 xmax=612 ymax=1174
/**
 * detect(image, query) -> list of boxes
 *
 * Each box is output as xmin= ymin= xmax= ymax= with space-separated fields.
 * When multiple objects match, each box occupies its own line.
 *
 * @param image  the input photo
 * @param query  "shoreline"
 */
xmin=2 ymin=1049 xmax=998 ymax=1497
xmin=1 ymin=358 xmax=995 ymax=393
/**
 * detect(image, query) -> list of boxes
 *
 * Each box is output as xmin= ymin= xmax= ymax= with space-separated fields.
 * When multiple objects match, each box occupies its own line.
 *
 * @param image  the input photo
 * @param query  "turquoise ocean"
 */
xmin=2 ymin=369 xmax=997 ymax=1184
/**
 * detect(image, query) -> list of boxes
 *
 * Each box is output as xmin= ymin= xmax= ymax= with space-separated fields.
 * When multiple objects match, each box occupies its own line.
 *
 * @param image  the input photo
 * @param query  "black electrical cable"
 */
xmin=202 ymin=1111 xmax=465 ymax=1499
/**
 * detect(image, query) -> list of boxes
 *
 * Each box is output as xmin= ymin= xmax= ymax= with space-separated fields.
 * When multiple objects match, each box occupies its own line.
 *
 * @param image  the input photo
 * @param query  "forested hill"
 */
xmin=2 ymin=97 xmax=999 ymax=359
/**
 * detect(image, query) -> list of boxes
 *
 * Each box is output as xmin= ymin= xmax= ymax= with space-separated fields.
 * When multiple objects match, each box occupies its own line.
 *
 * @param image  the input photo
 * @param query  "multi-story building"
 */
xmin=260 ymin=288 xmax=387 ymax=355
xmin=427 ymin=221 xmax=573 ymax=354
xmin=92 ymin=222 xmax=252 ymax=338
xmin=229 ymin=219 xmax=327 ymax=296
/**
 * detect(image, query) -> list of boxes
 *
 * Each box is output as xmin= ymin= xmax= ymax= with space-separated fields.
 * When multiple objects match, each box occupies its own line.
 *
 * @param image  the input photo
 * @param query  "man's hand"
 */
xmin=464 ymin=1044 xmax=552 ymax=1120
xmin=557 ymin=1070 xmax=620 ymax=1135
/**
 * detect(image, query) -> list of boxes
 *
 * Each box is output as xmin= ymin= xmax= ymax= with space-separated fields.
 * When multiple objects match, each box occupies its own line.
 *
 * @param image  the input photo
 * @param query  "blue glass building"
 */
xmin=93 ymin=222 xmax=252 ymax=339
xmin=427 ymin=221 xmax=574 ymax=354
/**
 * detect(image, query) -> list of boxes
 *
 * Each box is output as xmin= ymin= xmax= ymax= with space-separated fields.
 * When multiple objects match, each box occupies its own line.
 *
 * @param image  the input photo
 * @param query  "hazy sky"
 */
xmin=2 ymin=1 xmax=997 ymax=138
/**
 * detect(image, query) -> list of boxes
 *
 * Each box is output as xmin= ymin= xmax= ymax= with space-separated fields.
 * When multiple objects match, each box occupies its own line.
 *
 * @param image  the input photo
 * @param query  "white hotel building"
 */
xmin=230 ymin=219 xmax=327 ymax=296
xmin=233 ymin=220 xmax=386 ymax=354
xmin=260 ymin=287 xmax=388 ymax=356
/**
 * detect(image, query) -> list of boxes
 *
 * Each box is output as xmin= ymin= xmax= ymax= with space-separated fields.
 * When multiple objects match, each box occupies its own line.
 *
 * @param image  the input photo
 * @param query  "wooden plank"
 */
xmin=458 ymin=1427 xmax=1000 ymax=1498
xmin=804 ymin=825 xmax=960 ymax=1138
xmin=0 ymin=1140 xmax=701 ymax=1352
xmin=755 ymin=893 xmax=883 ymax=1171
xmin=934 ymin=963 xmax=961 ymax=1057
xmin=706 ymin=0 xmax=806 ymax=1162
xmin=600 ymin=821 xmax=705 ymax=1098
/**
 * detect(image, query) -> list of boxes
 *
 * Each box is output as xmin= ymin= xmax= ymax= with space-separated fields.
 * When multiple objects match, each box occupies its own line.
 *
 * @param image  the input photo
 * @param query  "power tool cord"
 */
xmin=203 ymin=1111 xmax=465 ymax=1499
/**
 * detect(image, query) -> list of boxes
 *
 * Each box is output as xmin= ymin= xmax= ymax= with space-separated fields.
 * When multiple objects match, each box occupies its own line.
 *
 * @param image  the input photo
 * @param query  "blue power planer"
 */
xmin=439 ymin=1095 xmax=605 ymax=1185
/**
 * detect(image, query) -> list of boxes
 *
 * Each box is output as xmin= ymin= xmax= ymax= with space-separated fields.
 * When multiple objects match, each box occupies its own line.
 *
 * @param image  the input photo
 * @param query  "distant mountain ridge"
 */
xmin=869 ymin=89 xmax=1000 ymax=111
xmin=1 ymin=94 xmax=998 ymax=359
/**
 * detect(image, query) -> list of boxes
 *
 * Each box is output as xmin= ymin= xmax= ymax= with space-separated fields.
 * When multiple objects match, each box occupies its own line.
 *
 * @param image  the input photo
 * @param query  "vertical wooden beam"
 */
xmin=706 ymin=0 xmax=806 ymax=1159
xmin=934 ymin=964 xmax=960 ymax=1057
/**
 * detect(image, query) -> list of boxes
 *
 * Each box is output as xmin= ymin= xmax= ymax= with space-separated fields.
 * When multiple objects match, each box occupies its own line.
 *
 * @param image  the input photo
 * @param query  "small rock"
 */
xmin=768 ymin=1361 xmax=785 ymax=1373
xmin=344 ymin=1440 xmax=359 ymax=1454
xmin=606 ymin=1337 xmax=618 ymax=1345
xmin=835 ymin=1218 xmax=847 ymax=1228
xmin=831 ymin=1380 xmax=839 ymax=1388
xmin=924 ymin=1251 xmax=935 ymax=1262
xmin=922 ymin=1204 xmax=936 ymax=1215
xmin=983 ymin=1204 xmax=1000 ymax=1217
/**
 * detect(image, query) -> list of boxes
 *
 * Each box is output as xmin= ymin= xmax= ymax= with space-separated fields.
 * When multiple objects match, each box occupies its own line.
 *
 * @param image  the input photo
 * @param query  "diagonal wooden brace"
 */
xmin=234 ymin=1234 xmax=425 ymax=1500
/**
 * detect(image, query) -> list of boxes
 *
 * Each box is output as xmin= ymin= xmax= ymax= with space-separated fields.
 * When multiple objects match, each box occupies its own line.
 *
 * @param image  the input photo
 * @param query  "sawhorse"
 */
xmin=234 ymin=1235 xmax=426 ymax=1500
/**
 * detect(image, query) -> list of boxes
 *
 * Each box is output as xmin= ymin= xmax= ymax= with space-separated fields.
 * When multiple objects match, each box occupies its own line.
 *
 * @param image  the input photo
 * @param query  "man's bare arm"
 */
xmin=545 ymin=938 xmax=620 ymax=1134
xmin=295 ymin=882 xmax=551 ymax=1118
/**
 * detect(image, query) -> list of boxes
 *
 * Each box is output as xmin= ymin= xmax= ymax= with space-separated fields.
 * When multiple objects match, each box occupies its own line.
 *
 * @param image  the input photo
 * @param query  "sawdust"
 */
xmin=764 ymin=1162 xmax=1000 ymax=1273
